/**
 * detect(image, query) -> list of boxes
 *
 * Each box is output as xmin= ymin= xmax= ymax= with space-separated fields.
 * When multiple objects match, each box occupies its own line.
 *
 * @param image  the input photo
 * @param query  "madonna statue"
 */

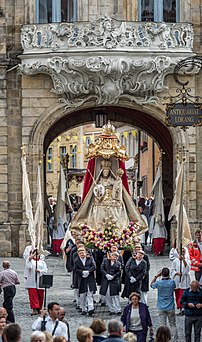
xmin=70 ymin=121 xmax=147 ymax=235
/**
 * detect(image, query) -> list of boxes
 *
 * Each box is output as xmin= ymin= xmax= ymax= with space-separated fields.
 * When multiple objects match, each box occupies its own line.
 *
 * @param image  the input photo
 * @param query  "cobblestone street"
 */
xmin=0 ymin=254 xmax=195 ymax=342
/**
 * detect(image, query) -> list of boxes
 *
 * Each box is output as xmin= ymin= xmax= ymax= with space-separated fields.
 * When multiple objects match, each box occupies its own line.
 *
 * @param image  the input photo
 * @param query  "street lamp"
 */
xmin=95 ymin=110 xmax=108 ymax=128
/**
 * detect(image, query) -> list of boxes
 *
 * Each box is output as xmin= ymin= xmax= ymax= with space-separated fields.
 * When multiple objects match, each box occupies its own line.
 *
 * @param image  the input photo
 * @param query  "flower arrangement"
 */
xmin=81 ymin=220 xmax=141 ymax=251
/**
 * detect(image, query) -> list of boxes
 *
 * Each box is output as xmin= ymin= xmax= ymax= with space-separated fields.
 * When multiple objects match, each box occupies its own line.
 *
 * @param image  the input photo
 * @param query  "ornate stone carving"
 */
xmin=20 ymin=55 xmax=177 ymax=106
xmin=20 ymin=17 xmax=194 ymax=107
xmin=21 ymin=17 xmax=193 ymax=52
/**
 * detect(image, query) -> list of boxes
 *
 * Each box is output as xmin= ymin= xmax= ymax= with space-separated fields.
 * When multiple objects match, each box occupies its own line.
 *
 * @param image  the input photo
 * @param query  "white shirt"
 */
xmin=171 ymin=258 xmax=191 ymax=289
xmin=24 ymin=259 xmax=47 ymax=289
xmin=129 ymin=307 xmax=142 ymax=331
xmin=32 ymin=316 xmax=68 ymax=340
xmin=80 ymin=257 xmax=86 ymax=266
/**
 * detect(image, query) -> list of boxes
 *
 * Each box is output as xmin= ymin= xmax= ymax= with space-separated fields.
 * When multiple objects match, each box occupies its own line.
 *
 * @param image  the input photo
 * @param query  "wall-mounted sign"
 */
xmin=165 ymin=103 xmax=202 ymax=127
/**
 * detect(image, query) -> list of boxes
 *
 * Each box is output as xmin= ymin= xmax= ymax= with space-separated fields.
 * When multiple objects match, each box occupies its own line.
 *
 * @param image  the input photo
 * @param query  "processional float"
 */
xmin=70 ymin=121 xmax=148 ymax=251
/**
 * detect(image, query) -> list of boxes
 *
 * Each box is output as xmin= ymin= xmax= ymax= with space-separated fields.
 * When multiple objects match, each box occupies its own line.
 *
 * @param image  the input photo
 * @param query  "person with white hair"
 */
xmin=30 ymin=331 xmax=46 ymax=342
xmin=123 ymin=332 xmax=137 ymax=342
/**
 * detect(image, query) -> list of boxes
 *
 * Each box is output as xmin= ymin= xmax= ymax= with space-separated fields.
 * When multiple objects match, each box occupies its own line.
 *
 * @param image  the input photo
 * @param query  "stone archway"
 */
xmin=20 ymin=99 xmax=198 ymax=256
xmin=43 ymin=105 xmax=173 ymax=199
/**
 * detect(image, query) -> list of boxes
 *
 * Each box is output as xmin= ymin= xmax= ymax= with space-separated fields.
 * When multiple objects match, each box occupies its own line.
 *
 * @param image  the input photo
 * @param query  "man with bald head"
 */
xmin=0 ymin=261 xmax=20 ymax=323
xmin=180 ymin=280 xmax=202 ymax=342
xmin=58 ymin=307 xmax=70 ymax=341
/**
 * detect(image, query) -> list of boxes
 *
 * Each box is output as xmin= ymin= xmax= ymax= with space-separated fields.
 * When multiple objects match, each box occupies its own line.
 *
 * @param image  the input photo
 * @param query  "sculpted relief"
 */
xmin=20 ymin=17 xmax=194 ymax=108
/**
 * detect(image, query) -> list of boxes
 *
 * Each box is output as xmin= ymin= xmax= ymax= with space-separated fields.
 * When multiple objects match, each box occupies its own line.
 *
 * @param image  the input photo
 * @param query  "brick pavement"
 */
xmin=0 ymin=253 xmax=195 ymax=342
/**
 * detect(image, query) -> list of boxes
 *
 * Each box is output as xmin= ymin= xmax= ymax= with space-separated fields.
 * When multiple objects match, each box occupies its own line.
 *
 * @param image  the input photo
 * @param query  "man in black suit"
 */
xmin=121 ymin=250 xmax=147 ymax=298
xmin=74 ymin=248 xmax=97 ymax=316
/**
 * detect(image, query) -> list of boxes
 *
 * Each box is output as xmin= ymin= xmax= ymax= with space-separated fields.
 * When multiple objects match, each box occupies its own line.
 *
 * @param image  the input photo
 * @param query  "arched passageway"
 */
xmin=44 ymin=106 xmax=173 ymax=198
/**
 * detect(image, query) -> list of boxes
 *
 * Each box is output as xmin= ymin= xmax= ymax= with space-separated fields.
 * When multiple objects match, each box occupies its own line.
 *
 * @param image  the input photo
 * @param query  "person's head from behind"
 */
xmin=190 ymin=280 xmax=200 ymax=292
xmin=3 ymin=323 xmax=21 ymax=342
xmin=90 ymin=318 xmax=106 ymax=335
xmin=76 ymin=326 xmax=93 ymax=342
xmin=161 ymin=267 xmax=170 ymax=278
xmin=2 ymin=261 xmax=10 ymax=270
xmin=58 ymin=307 xmax=66 ymax=321
xmin=108 ymin=320 xmax=123 ymax=337
xmin=53 ymin=337 xmax=67 ymax=342
xmin=123 ymin=332 xmax=137 ymax=342
xmin=43 ymin=331 xmax=53 ymax=342
xmin=156 ymin=326 xmax=171 ymax=342
xmin=47 ymin=302 xmax=60 ymax=320
xmin=30 ymin=331 xmax=46 ymax=342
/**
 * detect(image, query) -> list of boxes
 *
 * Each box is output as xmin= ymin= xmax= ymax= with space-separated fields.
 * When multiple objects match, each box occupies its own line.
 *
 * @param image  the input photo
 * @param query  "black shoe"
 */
xmin=88 ymin=310 xmax=94 ymax=316
xmin=109 ymin=312 xmax=114 ymax=316
xmin=101 ymin=303 xmax=106 ymax=307
xmin=81 ymin=311 xmax=87 ymax=315
xmin=116 ymin=312 xmax=122 ymax=315
xmin=73 ymin=299 xmax=76 ymax=303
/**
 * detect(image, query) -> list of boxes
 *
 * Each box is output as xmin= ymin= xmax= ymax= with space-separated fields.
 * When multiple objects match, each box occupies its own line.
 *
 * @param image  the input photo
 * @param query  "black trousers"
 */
xmin=185 ymin=315 xmax=202 ymax=342
xmin=3 ymin=285 xmax=16 ymax=323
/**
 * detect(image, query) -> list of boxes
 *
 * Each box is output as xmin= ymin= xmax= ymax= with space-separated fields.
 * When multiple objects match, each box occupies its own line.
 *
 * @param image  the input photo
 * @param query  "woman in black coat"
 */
xmin=121 ymin=250 xmax=147 ymax=298
xmin=100 ymin=252 xmax=122 ymax=314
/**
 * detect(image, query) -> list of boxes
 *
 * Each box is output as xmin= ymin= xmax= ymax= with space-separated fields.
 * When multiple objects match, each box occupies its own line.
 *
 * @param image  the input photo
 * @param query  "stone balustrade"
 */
xmin=21 ymin=16 xmax=193 ymax=54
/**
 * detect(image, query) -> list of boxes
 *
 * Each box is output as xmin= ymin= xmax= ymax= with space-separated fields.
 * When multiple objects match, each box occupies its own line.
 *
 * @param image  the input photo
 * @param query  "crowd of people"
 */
xmin=0 ymin=228 xmax=201 ymax=341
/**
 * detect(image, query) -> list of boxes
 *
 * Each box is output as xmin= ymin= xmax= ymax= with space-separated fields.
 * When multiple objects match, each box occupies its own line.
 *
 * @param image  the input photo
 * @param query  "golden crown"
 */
xmin=102 ymin=121 xmax=116 ymax=135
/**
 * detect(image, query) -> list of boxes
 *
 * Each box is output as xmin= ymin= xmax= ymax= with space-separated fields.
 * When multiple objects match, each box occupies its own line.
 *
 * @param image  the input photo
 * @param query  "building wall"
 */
xmin=0 ymin=0 xmax=201 ymax=255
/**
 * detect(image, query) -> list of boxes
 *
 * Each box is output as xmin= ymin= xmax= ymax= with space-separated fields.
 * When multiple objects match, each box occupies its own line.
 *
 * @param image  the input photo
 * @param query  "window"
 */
xmin=60 ymin=146 xmax=66 ymax=159
xmin=47 ymin=147 xmax=53 ymax=172
xmin=36 ymin=0 xmax=77 ymax=23
xmin=71 ymin=145 xmax=77 ymax=168
xmin=141 ymin=176 xmax=148 ymax=197
xmin=86 ymin=137 xmax=91 ymax=148
xmin=138 ymin=0 xmax=179 ymax=22
xmin=163 ymin=0 xmax=177 ymax=23
xmin=140 ymin=0 xmax=154 ymax=22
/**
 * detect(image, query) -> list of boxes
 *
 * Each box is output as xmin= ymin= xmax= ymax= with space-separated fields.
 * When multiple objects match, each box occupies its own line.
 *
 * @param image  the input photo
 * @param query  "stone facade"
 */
xmin=0 ymin=0 xmax=202 ymax=256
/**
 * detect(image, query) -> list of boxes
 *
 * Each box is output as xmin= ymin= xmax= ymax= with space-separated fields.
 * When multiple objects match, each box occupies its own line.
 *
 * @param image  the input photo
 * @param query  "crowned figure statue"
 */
xmin=70 ymin=121 xmax=147 ymax=235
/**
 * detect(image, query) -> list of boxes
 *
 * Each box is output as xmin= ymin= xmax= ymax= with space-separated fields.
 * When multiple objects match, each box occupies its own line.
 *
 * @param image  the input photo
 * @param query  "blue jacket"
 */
xmin=121 ymin=302 xmax=152 ymax=333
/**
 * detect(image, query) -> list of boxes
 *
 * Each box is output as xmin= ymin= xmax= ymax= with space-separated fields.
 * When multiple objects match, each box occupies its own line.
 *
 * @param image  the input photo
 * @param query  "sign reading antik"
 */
xmin=166 ymin=103 xmax=202 ymax=127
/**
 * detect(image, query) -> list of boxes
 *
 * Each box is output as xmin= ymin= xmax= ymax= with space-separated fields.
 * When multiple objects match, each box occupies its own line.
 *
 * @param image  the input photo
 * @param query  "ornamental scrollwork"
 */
xmin=21 ymin=17 xmax=193 ymax=52
xmin=19 ymin=55 xmax=176 ymax=107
